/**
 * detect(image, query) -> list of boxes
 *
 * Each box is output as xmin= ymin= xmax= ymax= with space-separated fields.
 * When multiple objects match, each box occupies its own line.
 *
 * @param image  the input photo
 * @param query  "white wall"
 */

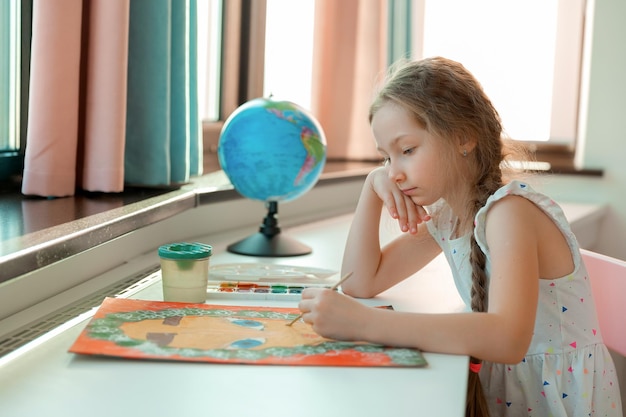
xmin=532 ymin=0 xmax=626 ymax=260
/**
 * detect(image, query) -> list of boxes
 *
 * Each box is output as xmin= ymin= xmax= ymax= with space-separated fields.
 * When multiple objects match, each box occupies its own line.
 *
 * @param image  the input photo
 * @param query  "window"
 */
xmin=0 ymin=0 xmax=27 ymax=182
xmin=411 ymin=0 xmax=585 ymax=146
xmin=197 ymin=0 xmax=222 ymax=123
xmin=200 ymin=0 xmax=318 ymax=172
xmin=198 ymin=0 xmax=243 ymax=168
xmin=0 ymin=0 xmax=20 ymax=152
xmin=201 ymin=0 xmax=587 ymax=175
xmin=263 ymin=0 xmax=315 ymax=110
xmin=5 ymin=1 xmax=587 ymax=179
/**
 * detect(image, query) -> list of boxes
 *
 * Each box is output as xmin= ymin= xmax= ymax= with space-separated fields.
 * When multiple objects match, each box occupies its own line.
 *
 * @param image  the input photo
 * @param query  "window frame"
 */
xmin=203 ymin=0 xmax=597 ymax=175
xmin=0 ymin=0 xmax=31 ymax=182
xmin=411 ymin=0 xmax=589 ymax=173
xmin=507 ymin=0 xmax=588 ymax=173
xmin=202 ymin=0 xmax=267 ymax=173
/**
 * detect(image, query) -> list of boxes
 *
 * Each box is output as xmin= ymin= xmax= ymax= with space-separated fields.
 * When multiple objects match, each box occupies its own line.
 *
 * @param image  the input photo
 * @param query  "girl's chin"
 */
xmin=411 ymin=196 xmax=436 ymax=207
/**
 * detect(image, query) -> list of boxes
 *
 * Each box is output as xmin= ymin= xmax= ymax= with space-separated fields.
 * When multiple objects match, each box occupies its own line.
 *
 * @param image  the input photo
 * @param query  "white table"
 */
xmin=0 ymin=214 xmax=468 ymax=417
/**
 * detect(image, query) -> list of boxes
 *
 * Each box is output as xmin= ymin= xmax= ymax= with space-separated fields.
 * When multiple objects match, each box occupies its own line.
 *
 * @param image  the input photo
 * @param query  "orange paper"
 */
xmin=69 ymin=298 xmax=426 ymax=367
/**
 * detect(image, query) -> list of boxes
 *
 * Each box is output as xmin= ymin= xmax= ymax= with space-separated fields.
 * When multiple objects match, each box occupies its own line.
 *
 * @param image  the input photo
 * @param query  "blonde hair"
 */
xmin=370 ymin=57 xmax=513 ymax=417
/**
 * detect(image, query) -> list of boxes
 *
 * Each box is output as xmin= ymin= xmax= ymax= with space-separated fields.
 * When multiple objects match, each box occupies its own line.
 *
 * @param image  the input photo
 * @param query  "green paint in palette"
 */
xmin=271 ymin=285 xmax=288 ymax=294
xmin=206 ymin=281 xmax=332 ymax=299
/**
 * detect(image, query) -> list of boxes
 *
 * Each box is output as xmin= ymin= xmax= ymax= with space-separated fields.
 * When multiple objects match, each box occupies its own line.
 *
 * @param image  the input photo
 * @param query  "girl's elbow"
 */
xmin=495 ymin=336 xmax=532 ymax=364
xmin=342 ymin=284 xmax=377 ymax=299
xmin=501 ymin=347 xmax=527 ymax=364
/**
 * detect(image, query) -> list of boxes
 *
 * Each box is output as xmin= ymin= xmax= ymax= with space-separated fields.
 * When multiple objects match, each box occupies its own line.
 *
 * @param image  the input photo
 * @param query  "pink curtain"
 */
xmin=311 ymin=0 xmax=388 ymax=161
xmin=22 ymin=0 xmax=129 ymax=197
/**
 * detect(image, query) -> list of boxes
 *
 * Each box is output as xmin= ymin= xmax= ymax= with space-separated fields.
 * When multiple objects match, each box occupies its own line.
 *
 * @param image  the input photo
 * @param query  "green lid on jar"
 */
xmin=158 ymin=242 xmax=212 ymax=260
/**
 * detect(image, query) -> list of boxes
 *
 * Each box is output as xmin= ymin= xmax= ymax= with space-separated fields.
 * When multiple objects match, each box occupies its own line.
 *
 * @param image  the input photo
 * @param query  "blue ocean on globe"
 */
xmin=218 ymin=98 xmax=327 ymax=202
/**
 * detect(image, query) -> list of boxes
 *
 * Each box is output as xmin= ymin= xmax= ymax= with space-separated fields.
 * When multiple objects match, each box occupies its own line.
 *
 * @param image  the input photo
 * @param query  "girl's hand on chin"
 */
xmin=368 ymin=167 xmax=430 ymax=234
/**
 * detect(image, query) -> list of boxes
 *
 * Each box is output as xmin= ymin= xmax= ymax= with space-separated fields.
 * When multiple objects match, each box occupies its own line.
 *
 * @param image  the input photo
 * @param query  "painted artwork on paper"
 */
xmin=69 ymin=297 xmax=427 ymax=367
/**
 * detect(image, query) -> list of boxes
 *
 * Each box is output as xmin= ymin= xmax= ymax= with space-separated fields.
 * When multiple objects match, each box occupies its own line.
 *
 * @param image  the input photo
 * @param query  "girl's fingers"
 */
xmin=383 ymin=194 xmax=399 ymax=220
xmin=383 ymin=189 xmax=412 ymax=232
xmin=298 ymin=288 xmax=323 ymax=314
xmin=393 ymin=195 xmax=411 ymax=232
xmin=395 ymin=193 xmax=426 ymax=234
xmin=417 ymin=204 xmax=431 ymax=222
xmin=403 ymin=197 xmax=421 ymax=234
xmin=368 ymin=168 xmax=430 ymax=234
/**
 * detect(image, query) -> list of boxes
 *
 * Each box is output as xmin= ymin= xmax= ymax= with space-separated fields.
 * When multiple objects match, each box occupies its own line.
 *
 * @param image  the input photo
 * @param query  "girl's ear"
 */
xmin=458 ymin=136 xmax=478 ymax=156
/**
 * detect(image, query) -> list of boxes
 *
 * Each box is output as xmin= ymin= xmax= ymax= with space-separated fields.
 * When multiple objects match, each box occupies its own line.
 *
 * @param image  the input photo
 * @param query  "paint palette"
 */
xmin=207 ymin=263 xmax=338 ymax=300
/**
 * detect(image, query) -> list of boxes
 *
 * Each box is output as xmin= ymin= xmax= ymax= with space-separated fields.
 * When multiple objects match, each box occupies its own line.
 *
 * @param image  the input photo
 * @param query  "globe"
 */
xmin=217 ymin=97 xmax=327 ymax=257
xmin=217 ymin=97 xmax=327 ymax=203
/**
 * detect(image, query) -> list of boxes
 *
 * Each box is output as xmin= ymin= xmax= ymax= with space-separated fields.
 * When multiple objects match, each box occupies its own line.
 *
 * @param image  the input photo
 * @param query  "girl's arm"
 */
xmin=302 ymin=195 xmax=554 ymax=364
xmin=363 ymin=196 xmax=541 ymax=363
xmin=340 ymin=167 xmax=441 ymax=298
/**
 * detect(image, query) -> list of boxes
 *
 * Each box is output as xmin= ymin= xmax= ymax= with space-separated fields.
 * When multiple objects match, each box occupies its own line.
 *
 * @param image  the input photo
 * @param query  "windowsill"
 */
xmin=540 ymin=162 xmax=603 ymax=176
xmin=525 ymin=144 xmax=604 ymax=177
xmin=0 ymin=160 xmax=376 ymax=285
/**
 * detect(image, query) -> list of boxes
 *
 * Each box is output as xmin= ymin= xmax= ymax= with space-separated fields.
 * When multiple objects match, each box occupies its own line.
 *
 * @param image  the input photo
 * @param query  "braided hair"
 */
xmin=370 ymin=57 xmax=510 ymax=417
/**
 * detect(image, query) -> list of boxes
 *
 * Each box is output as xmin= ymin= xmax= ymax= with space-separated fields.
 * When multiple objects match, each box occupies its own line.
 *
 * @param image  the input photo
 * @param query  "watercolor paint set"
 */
xmin=206 ymin=263 xmax=339 ymax=300
xmin=206 ymin=281 xmax=331 ymax=300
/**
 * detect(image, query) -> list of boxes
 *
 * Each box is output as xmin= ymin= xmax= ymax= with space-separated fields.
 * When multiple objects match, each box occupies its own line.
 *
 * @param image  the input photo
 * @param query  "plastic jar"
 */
xmin=158 ymin=242 xmax=212 ymax=303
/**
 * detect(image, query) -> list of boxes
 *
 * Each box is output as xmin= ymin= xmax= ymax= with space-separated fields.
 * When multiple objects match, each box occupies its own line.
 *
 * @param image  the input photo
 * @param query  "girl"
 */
xmin=297 ymin=57 xmax=622 ymax=417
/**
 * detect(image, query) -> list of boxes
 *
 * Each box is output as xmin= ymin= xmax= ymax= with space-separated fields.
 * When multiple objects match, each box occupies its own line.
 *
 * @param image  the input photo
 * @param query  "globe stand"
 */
xmin=227 ymin=201 xmax=312 ymax=257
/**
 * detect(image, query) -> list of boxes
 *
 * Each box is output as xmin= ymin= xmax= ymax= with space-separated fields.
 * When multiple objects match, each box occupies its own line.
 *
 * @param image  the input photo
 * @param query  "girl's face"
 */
xmin=371 ymin=102 xmax=454 ymax=207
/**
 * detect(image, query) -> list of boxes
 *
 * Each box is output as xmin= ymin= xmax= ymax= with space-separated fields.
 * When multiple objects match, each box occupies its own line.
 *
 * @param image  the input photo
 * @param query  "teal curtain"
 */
xmin=188 ymin=0 xmax=201 ymax=176
xmin=388 ymin=0 xmax=412 ymax=65
xmin=125 ymin=0 xmax=202 ymax=186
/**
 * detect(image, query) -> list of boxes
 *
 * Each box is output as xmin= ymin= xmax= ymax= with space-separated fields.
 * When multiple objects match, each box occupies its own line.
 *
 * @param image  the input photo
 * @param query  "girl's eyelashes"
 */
xmin=379 ymin=145 xmax=416 ymax=166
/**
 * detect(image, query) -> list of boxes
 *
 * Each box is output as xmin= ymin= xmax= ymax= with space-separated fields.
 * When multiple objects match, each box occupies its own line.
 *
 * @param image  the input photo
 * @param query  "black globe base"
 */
xmin=227 ymin=232 xmax=312 ymax=257
xmin=226 ymin=201 xmax=312 ymax=257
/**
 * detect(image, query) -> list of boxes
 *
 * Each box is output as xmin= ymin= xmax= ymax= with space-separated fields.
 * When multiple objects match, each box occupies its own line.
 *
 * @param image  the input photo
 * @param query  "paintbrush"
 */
xmin=285 ymin=271 xmax=354 ymax=326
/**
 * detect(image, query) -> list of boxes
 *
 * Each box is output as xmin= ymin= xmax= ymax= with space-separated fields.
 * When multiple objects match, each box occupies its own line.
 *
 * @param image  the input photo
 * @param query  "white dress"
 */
xmin=426 ymin=180 xmax=622 ymax=417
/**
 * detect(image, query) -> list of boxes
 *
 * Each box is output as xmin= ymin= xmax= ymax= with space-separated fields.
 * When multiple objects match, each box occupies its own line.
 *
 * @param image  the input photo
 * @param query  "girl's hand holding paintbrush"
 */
xmin=291 ymin=272 xmax=375 ymax=341
xmin=287 ymin=272 xmax=353 ymax=326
